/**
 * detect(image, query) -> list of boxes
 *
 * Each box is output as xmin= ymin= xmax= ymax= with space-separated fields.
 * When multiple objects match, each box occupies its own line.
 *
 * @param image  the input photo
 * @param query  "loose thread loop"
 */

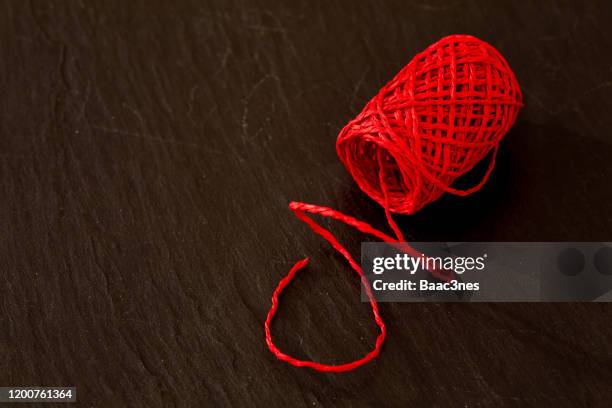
xmin=264 ymin=202 xmax=394 ymax=373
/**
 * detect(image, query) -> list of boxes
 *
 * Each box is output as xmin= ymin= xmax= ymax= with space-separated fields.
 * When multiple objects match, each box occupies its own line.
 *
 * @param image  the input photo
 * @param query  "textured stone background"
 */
xmin=1 ymin=0 xmax=611 ymax=406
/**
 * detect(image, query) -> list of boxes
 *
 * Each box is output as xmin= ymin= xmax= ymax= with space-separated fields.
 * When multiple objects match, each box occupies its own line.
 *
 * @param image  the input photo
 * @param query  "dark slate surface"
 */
xmin=1 ymin=1 xmax=611 ymax=406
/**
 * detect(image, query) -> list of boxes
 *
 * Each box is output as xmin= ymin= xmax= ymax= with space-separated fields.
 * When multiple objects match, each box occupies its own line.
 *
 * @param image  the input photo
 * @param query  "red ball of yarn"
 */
xmin=265 ymin=35 xmax=523 ymax=374
xmin=337 ymin=34 xmax=522 ymax=214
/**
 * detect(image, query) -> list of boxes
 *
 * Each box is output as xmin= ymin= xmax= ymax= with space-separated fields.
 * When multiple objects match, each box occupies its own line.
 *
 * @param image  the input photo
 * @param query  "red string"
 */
xmin=265 ymin=34 xmax=522 ymax=372
xmin=264 ymin=203 xmax=391 ymax=373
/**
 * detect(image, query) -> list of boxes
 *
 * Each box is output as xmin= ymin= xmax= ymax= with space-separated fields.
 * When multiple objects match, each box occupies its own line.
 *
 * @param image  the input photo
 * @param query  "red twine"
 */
xmin=265 ymin=35 xmax=523 ymax=372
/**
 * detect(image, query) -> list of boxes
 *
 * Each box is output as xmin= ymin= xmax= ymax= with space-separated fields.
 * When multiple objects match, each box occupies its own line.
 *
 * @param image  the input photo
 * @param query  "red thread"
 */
xmin=265 ymin=35 xmax=522 ymax=372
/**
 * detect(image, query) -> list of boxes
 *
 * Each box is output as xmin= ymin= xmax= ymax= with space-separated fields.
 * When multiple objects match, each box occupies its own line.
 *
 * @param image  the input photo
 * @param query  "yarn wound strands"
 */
xmin=338 ymin=34 xmax=523 ymax=214
xmin=265 ymin=35 xmax=523 ymax=373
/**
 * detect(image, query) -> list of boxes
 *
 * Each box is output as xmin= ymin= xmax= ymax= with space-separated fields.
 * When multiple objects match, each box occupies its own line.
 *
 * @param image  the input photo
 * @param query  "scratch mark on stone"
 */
xmin=240 ymin=74 xmax=279 ymax=143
